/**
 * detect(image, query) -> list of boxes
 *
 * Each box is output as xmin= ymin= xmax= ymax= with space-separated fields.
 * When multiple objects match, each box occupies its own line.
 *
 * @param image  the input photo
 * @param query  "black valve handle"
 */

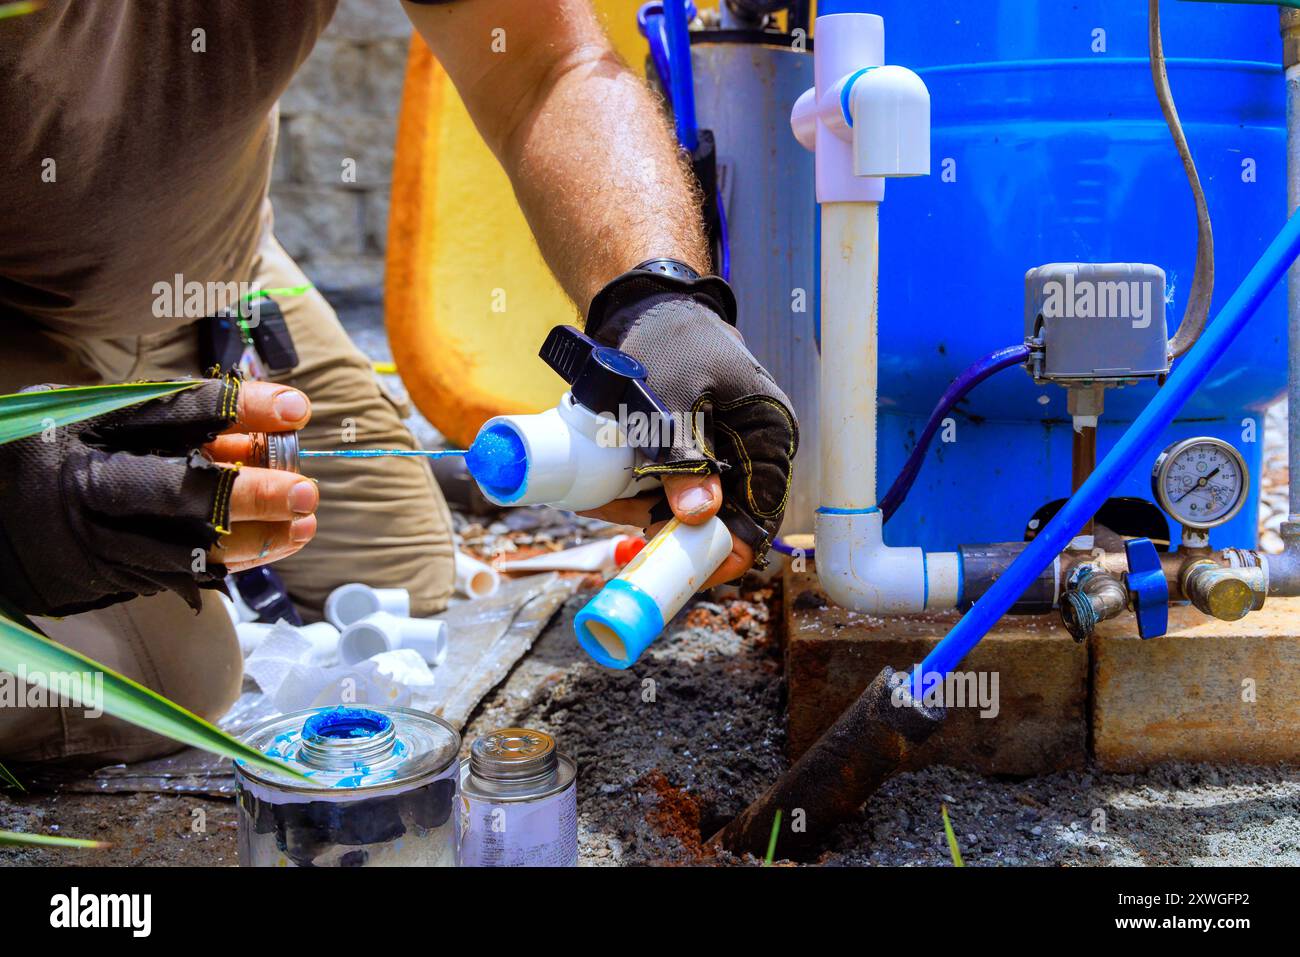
xmin=539 ymin=324 xmax=675 ymax=461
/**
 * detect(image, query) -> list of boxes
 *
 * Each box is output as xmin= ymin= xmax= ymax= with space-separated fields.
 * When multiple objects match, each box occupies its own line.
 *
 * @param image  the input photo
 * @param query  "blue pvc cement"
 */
xmin=465 ymin=424 xmax=528 ymax=499
xmin=302 ymin=706 xmax=392 ymax=741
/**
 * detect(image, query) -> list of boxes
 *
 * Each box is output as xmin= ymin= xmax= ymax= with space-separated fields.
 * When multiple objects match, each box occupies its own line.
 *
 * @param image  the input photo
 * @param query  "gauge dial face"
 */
xmin=1152 ymin=438 xmax=1249 ymax=530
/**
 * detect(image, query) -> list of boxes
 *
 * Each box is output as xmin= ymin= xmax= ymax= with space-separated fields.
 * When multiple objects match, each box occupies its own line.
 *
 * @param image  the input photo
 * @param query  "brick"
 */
xmin=268 ymin=185 xmax=363 ymax=260
xmin=285 ymin=113 xmax=396 ymax=188
xmin=326 ymin=0 xmax=414 ymax=41
xmin=1093 ymin=599 xmax=1300 ymax=770
xmin=361 ymin=38 xmax=410 ymax=114
xmin=785 ymin=564 xmax=1088 ymax=776
xmin=279 ymin=38 xmax=372 ymax=117
xmin=297 ymin=254 xmax=385 ymax=295
xmin=362 ymin=187 xmax=390 ymax=254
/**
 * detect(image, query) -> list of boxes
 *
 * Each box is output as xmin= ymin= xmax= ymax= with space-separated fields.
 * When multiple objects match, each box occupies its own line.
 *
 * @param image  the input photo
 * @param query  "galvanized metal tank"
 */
xmin=690 ymin=35 xmax=820 ymax=534
xmin=861 ymin=0 xmax=1287 ymax=550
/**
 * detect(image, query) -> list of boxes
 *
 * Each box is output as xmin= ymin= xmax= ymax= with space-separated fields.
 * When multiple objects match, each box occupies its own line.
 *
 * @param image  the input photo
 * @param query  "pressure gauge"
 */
xmin=1151 ymin=437 xmax=1249 ymax=530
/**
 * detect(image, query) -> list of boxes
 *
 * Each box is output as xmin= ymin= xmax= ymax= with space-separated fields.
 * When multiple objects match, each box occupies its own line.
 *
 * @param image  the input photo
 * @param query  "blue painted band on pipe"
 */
xmin=913 ymin=208 xmax=1300 ymax=698
xmin=840 ymin=67 xmax=876 ymax=127
xmin=816 ymin=505 xmax=881 ymax=515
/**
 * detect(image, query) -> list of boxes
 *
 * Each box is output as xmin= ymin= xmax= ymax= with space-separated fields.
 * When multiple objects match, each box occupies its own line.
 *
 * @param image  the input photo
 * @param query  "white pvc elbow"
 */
xmin=478 ymin=392 xmax=658 ymax=511
xmin=815 ymin=509 xmax=959 ymax=615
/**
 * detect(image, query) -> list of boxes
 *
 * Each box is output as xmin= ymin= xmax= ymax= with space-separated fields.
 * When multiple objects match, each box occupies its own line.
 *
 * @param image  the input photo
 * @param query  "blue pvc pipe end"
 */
xmin=574 ymin=579 xmax=666 ymax=670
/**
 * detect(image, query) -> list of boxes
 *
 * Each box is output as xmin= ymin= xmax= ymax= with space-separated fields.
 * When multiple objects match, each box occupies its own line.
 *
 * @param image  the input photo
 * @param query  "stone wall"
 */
xmin=270 ymin=0 xmax=413 ymax=299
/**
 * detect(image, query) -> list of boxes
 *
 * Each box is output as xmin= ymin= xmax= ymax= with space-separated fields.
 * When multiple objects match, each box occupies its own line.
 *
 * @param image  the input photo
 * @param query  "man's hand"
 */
xmin=579 ymin=282 xmax=798 ymax=584
xmin=0 ymin=378 xmax=316 ymax=618
xmin=204 ymin=382 xmax=317 ymax=572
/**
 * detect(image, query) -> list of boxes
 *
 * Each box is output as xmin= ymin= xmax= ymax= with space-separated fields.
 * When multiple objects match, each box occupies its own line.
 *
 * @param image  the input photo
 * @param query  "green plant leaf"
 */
xmin=763 ymin=808 xmax=782 ymax=866
xmin=0 ymin=614 xmax=307 ymax=781
xmin=941 ymin=803 xmax=965 ymax=867
xmin=0 ymin=1 xmax=42 ymax=20
xmin=0 ymin=380 xmax=201 ymax=446
xmin=0 ymin=761 xmax=22 ymax=791
xmin=0 ymin=830 xmax=107 ymax=849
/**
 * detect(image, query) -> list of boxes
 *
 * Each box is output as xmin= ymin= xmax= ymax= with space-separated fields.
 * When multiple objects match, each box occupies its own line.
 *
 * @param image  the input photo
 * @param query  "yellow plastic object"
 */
xmin=385 ymin=5 xmax=650 ymax=448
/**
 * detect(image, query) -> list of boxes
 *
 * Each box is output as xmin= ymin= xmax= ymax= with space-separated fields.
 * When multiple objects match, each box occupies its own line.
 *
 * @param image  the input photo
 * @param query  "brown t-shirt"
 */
xmin=0 ymin=0 xmax=338 ymax=337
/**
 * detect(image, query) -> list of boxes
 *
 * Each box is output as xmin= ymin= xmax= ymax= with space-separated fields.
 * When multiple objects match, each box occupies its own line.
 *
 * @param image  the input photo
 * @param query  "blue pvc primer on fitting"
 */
xmin=302 ymin=706 xmax=392 ymax=741
xmin=465 ymin=424 xmax=528 ymax=500
xmin=574 ymin=578 xmax=665 ymax=670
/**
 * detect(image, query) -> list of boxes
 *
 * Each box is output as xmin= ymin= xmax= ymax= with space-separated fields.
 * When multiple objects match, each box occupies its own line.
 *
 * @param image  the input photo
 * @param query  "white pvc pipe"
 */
xmin=815 ymin=202 xmax=959 ymax=614
xmin=454 ymin=550 xmax=501 ymax=600
xmin=820 ymin=202 xmax=880 ymax=509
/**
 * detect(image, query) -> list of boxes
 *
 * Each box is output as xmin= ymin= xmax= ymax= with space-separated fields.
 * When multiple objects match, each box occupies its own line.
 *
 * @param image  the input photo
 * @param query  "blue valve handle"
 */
xmin=1124 ymin=537 xmax=1169 ymax=640
xmin=539 ymin=325 xmax=676 ymax=460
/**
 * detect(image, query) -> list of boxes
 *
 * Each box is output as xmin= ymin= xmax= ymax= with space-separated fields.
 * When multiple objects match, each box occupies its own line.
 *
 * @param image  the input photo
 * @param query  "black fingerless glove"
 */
xmin=0 ymin=377 xmax=242 ymax=617
xmin=586 ymin=265 xmax=798 ymax=565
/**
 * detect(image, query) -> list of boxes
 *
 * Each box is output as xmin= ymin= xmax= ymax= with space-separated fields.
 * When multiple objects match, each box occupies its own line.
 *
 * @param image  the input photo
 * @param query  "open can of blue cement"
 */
xmin=459 ymin=728 xmax=578 ymax=867
xmin=234 ymin=705 xmax=461 ymax=867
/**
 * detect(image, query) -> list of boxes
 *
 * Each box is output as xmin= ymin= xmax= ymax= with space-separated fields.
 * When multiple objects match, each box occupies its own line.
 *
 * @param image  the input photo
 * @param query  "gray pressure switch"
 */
xmin=1024 ymin=263 xmax=1170 ymax=384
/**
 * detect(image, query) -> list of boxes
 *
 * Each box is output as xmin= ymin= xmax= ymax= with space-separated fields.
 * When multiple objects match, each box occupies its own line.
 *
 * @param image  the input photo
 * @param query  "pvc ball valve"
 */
xmin=574 ymin=516 xmax=732 ymax=669
xmin=324 ymin=583 xmax=411 ymax=630
xmin=338 ymin=611 xmax=448 ymax=667
xmin=465 ymin=325 xmax=672 ymax=511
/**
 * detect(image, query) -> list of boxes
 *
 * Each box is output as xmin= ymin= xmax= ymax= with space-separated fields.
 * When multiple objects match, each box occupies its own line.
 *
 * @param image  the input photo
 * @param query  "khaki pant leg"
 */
xmin=1 ymin=591 xmax=241 ymax=766
xmin=246 ymin=233 xmax=455 ymax=618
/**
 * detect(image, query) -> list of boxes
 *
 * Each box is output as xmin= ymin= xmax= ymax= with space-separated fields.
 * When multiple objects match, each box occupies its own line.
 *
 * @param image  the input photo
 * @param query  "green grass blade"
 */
xmin=0 ymin=615 xmax=306 ymax=780
xmin=0 ymin=381 xmax=201 ymax=446
xmin=0 ymin=762 xmax=22 ymax=791
xmin=0 ymin=1 xmax=42 ymax=20
xmin=0 ymin=830 xmax=107 ymax=849
xmin=763 ymin=808 xmax=783 ymax=865
xmin=941 ymin=803 xmax=965 ymax=867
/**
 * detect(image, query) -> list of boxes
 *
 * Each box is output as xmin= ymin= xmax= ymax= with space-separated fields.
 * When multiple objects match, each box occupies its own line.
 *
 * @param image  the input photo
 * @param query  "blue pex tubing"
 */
xmin=912 ymin=208 xmax=1300 ymax=698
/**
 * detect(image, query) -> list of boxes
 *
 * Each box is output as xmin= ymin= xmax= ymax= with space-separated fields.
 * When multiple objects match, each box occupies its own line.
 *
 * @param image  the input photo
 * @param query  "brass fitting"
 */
xmin=1284 ymin=8 xmax=1300 ymax=71
xmin=1060 ymin=566 xmax=1128 ymax=642
xmin=1181 ymin=561 xmax=1266 ymax=622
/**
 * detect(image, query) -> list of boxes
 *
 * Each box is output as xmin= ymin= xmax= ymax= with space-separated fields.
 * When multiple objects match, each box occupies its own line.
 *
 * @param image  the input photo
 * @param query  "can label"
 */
xmin=459 ymin=779 xmax=578 ymax=867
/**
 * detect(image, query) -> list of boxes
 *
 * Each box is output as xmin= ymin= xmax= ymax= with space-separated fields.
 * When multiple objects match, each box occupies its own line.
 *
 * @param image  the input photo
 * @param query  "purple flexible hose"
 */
xmin=879 ymin=344 xmax=1031 ymax=522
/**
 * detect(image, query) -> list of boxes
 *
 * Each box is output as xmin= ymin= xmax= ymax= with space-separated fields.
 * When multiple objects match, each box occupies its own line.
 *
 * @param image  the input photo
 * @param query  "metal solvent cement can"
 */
xmin=234 ymin=705 xmax=460 ymax=867
xmin=459 ymin=728 xmax=578 ymax=867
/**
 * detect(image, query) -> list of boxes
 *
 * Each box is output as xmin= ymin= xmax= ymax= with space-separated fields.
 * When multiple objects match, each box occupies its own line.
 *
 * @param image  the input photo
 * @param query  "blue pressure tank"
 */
xmin=844 ymin=0 xmax=1286 ymax=550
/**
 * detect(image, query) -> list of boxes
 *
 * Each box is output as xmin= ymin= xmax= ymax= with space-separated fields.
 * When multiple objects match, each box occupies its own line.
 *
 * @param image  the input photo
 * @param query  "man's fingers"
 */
xmin=228 ymin=467 xmax=319 ymax=522
xmin=645 ymin=519 xmax=752 ymax=589
xmin=662 ymin=473 xmax=722 ymax=526
xmin=223 ymin=381 xmax=311 ymax=435
xmin=210 ymin=515 xmax=316 ymax=571
xmin=576 ymin=492 xmax=662 ymax=527
xmin=204 ymin=433 xmax=254 ymax=463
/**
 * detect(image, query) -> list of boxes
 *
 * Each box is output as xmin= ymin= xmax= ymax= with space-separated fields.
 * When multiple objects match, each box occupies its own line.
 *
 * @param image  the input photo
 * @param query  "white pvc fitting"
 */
xmin=338 ymin=611 xmax=448 ymax=667
xmin=477 ymin=393 xmax=658 ymax=511
xmin=815 ymin=510 xmax=959 ymax=615
xmin=574 ymin=517 xmax=732 ymax=669
xmin=236 ymin=621 xmax=274 ymax=657
xmin=324 ymin=583 xmax=411 ymax=630
xmin=848 ymin=65 xmax=930 ymax=177
xmin=237 ymin=619 xmax=341 ymax=663
xmin=454 ymin=550 xmax=501 ymax=600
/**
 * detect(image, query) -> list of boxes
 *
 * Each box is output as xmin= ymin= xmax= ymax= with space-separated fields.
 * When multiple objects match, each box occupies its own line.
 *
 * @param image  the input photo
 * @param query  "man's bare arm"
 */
xmin=401 ymin=0 xmax=709 ymax=308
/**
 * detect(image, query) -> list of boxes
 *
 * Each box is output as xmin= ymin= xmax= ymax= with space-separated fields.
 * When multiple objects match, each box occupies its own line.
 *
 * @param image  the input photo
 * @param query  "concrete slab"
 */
xmin=784 ymin=565 xmax=1088 ymax=776
xmin=1093 ymin=598 xmax=1300 ymax=770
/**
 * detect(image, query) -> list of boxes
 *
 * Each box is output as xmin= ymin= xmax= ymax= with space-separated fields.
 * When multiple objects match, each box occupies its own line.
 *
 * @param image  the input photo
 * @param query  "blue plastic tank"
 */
xmin=834 ymin=1 xmax=1286 ymax=549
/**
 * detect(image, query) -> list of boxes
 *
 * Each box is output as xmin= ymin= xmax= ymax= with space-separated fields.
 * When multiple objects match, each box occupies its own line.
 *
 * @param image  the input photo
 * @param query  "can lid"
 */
xmin=236 ymin=705 xmax=459 ymax=794
xmin=469 ymin=728 xmax=559 ymax=786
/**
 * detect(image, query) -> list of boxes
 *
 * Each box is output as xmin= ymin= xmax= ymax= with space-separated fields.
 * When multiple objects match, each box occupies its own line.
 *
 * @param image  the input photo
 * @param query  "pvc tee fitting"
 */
xmin=324 ymin=583 xmax=411 ymax=630
xmin=471 ymin=392 xmax=658 ymax=511
xmin=574 ymin=516 xmax=732 ymax=669
xmin=338 ymin=611 xmax=448 ymax=667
